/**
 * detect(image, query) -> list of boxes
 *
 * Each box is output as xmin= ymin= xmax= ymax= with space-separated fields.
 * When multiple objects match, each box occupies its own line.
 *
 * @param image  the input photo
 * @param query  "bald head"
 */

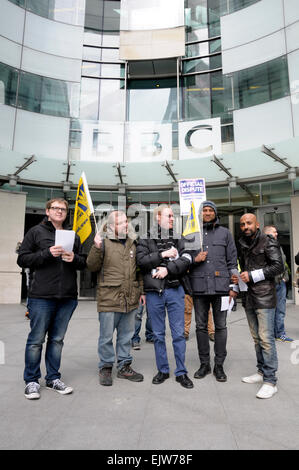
xmin=240 ymin=213 xmax=259 ymax=238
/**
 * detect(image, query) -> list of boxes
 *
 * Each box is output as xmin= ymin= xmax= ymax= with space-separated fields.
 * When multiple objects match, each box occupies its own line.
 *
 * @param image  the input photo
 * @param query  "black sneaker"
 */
xmin=99 ymin=367 xmax=113 ymax=386
xmin=117 ymin=364 xmax=144 ymax=382
xmin=24 ymin=382 xmax=40 ymax=400
xmin=46 ymin=379 xmax=73 ymax=394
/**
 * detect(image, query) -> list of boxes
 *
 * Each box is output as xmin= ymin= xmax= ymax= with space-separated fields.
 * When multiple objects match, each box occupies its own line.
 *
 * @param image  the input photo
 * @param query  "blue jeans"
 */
xmin=275 ymin=281 xmax=287 ymax=338
xmin=98 ymin=309 xmax=136 ymax=370
xmin=131 ymin=303 xmax=154 ymax=344
xmin=24 ymin=298 xmax=78 ymax=384
xmin=245 ymin=306 xmax=278 ymax=385
xmin=146 ymin=286 xmax=187 ymax=377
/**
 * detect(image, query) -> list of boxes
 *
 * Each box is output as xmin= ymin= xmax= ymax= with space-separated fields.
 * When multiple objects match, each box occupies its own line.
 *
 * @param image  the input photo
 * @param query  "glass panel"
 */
xmin=220 ymin=0 xmax=261 ymax=15
xmin=85 ymin=0 xmax=104 ymax=31
xmin=41 ymin=77 xmax=80 ymax=118
xmin=98 ymin=79 xmax=125 ymax=121
xmin=17 ymin=71 xmax=42 ymax=113
xmin=26 ymin=0 xmax=85 ymax=25
xmin=234 ymin=62 xmax=270 ymax=109
xmin=103 ymin=0 xmax=121 ymax=32
xmin=83 ymin=46 xmax=102 ymax=61
xmin=183 ymin=57 xmax=210 ymax=74
xmin=128 ymin=78 xmax=177 ymax=122
xmin=185 ymin=41 xmax=209 ymax=58
xmin=185 ymin=0 xmax=209 ymax=42
xmin=101 ymin=63 xmax=125 ymax=78
xmin=0 ymin=62 xmax=18 ymax=106
xmin=7 ymin=0 xmax=25 ymax=6
xmin=269 ymin=56 xmax=290 ymax=101
xmin=80 ymin=77 xmax=100 ymax=120
xmin=211 ymin=71 xmax=232 ymax=120
xmin=82 ymin=62 xmax=101 ymax=77
xmin=261 ymin=180 xmax=293 ymax=205
xmin=183 ymin=73 xmax=211 ymax=121
xmin=233 ymin=56 xmax=290 ymax=110
xmin=18 ymin=71 xmax=79 ymax=118
xmin=101 ymin=48 xmax=119 ymax=61
xmin=208 ymin=0 xmax=221 ymax=37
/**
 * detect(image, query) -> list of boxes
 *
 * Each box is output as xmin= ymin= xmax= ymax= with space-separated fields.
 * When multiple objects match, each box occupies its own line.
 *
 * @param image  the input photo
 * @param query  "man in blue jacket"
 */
xmin=189 ymin=201 xmax=237 ymax=382
xmin=17 ymin=198 xmax=86 ymax=400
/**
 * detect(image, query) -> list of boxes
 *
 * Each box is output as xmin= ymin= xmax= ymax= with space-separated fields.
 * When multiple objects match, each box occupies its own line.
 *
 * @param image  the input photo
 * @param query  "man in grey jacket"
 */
xmin=188 ymin=201 xmax=238 ymax=382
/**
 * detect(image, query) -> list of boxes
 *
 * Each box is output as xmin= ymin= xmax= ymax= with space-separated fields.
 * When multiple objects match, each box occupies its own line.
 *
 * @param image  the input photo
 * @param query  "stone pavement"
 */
xmin=0 ymin=301 xmax=299 ymax=451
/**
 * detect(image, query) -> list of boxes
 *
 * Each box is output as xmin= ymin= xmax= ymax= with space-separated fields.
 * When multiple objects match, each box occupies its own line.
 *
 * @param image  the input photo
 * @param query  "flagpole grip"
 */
xmin=92 ymin=213 xmax=99 ymax=233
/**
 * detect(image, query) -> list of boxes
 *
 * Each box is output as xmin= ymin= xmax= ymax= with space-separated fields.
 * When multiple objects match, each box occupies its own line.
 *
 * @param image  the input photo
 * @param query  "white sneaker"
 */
xmin=46 ymin=379 xmax=73 ymax=395
xmin=242 ymin=373 xmax=263 ymax=384
xmin=256 ymin=383 xmax=278 ymax=399
xmin=24 ymin=382 xmax=40 ymax=400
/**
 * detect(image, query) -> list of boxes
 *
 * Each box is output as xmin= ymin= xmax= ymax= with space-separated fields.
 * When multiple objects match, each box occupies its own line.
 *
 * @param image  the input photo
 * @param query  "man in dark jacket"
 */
xmin=235 ymin=213 xmax=284 ymax=399
xmin=189 ymin=201 xmax=238 ymax=383
xmin=137 ymin=204 xmax=194 ymax=389
xmin=17 ymin=198 xmax=86 ymax=399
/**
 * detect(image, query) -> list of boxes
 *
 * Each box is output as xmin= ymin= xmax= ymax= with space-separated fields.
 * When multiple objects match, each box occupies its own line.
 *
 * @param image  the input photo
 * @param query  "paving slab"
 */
xmin=0 ymin=301 xmax=299 ymax=450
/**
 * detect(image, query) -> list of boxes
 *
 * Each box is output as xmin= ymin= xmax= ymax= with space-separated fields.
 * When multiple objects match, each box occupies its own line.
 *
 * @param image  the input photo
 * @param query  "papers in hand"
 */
xmin=221 ymin=296 xmax=234 ymax=314
xmin=231 ymin=269 xmax=248 ymax=292
xmin=55 ymin=230 xmax=75 ymax=252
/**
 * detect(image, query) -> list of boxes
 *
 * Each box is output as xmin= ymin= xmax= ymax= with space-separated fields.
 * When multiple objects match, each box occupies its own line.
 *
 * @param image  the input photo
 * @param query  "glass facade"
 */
xmin=7 ymin=0 xmax=85 ymax=25
xmin=0 ymin=62 xmax=80 ymax=118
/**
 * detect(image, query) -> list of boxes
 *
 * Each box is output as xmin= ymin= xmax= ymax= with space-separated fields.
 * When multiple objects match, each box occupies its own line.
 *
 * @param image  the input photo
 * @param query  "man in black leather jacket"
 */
xmin=136 ymin=204 xmax=193 ymax=389
xmin=234 ymin=213 xmax=284 ymax=399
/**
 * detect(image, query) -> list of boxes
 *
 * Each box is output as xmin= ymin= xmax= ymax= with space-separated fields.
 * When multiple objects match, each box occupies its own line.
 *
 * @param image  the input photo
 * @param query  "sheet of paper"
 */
xmin=221 ymin=296 xmax=234 ymax=314
xmin=55 ymin=230 xmax=75 ymax=252
xmin=231 ymin=268 xmax=248 ymax=292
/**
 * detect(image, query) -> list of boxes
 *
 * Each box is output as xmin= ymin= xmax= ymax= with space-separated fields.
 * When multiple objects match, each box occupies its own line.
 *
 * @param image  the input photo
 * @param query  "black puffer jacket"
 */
xmin=188 ymin=219 xmax=237 ymax=295
xmin=17 ymin=217 xmax=86 ymax=299
xmin=136 ymin=227 xmax=191 ymax=294
xmin=238 ymin=229 xmax=284 ymax=309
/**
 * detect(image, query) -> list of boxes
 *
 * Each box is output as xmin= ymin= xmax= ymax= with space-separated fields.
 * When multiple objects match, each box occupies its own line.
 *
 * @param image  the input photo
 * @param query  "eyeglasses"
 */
xmin=50 ymin=206 xmax=67 ymax=213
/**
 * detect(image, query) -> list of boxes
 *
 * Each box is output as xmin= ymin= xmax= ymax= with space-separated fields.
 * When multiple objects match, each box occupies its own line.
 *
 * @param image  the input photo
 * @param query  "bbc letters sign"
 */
xmin=179 ymin=118 xmax=222 ymax=159
xmin=79 ymin=118 xmax=222 ymax=162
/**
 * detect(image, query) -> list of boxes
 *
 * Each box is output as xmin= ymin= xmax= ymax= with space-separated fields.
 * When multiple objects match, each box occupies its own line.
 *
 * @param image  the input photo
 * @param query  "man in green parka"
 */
xmin=87 ymin=210 xmax=145 ymax=386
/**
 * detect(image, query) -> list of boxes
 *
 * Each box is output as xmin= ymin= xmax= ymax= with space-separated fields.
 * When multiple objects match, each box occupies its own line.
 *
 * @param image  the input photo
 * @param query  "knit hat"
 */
xmin=201 ymin=200 xmax=217 ymax=216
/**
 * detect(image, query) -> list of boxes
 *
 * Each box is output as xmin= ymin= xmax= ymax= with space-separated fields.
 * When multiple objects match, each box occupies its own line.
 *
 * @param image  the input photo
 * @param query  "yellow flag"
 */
xmin=73 ymin=172 xmax=93 ymax=244
xmin=183 ymin=201 xmax=200 ymax=237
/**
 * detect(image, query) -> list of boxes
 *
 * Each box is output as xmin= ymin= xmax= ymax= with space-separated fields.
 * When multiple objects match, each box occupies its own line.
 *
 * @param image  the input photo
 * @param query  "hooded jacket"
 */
xmin=136 ymin=226 xmax=192 ymax=294
xmin=86 ymin=219 xmax=143 ymax=313
xmin=238 ymin=229 xmax=284 ymax=309
xmin=188 ymin=217 xmax=238 ymax=295
xmin=17 ymin=217 xmax=86 ymax=299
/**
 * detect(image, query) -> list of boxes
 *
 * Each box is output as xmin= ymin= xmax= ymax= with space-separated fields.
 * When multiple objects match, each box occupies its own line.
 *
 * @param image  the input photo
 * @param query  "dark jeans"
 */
xmin=274 ymin=280 xmax=287 ymax=338
xmin=24 ymin=297 xmax=77 ymax=384
xmin=131 ymin=303 xmax=154 ymax=344
xmin=193 ymin=295 xmax=227 ymax=366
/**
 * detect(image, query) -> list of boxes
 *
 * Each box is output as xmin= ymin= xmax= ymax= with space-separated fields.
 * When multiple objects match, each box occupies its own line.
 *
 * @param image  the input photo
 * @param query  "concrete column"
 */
xmin=291 ymin=195 xmax=299 ymax=305
xmin=0 ymin=190 xmax=26 ymax=303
